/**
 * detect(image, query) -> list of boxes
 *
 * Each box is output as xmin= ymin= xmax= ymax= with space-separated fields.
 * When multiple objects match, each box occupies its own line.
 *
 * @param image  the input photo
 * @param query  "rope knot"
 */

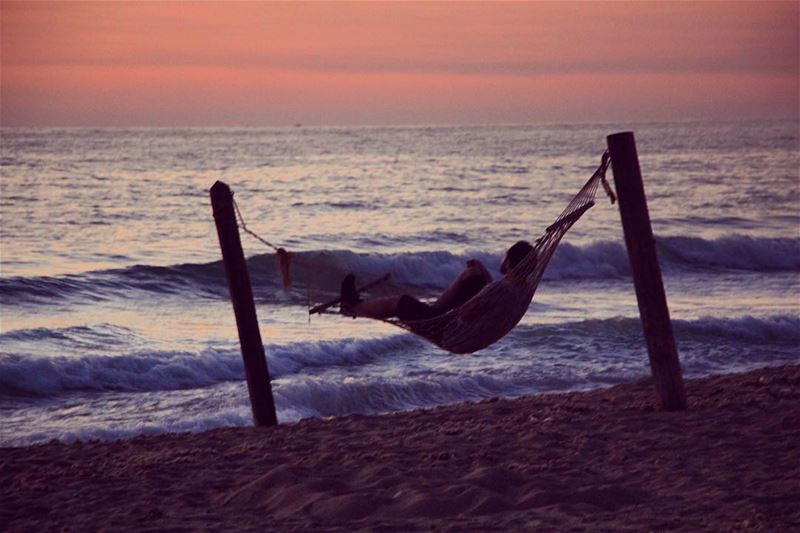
xmin=599 ymin=151 xmax=616 ymax=204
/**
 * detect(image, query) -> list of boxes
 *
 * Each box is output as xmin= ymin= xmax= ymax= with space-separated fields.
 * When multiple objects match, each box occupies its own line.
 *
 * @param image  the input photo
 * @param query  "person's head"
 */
xmin=500 ymin=240 xmax=534 ymax=274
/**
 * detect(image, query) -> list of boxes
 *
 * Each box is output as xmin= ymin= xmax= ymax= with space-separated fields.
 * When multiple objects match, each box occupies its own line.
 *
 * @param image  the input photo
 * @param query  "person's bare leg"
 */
xmin=349 ymin=296 xmax=402 ymax=319
xmin=340 ymin=274 xmax=400 ymax=318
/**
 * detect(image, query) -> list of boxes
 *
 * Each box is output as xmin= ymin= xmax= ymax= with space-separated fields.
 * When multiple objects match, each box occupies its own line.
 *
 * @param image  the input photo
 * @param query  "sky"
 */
xmin=1 ymin=1 xmax=798 ymax=127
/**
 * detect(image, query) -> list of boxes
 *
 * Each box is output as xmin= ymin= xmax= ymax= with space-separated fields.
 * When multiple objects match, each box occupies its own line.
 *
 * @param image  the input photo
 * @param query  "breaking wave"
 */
xmin=2 ymin=314 xmax=796 ymax=399
xmin=1 ymin=235 xmax=796 ymax=306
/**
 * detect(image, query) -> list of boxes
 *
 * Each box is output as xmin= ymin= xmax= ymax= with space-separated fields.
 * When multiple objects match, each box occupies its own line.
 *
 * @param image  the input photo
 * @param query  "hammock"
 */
xmin=237 ymin=152 xmax=614 ymax=354
xmin=372 ymin=152 xmax=614 ymax=354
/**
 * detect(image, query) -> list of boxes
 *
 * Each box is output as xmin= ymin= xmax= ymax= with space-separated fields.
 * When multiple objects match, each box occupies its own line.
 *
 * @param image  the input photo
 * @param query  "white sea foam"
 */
xmin=1 ymin=315 xmax=795 ymax=401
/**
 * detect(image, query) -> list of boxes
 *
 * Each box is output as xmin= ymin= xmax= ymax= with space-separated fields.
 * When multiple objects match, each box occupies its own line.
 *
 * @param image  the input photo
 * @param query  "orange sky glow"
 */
xmin=1 ymin=1 xmax=798 ymax=127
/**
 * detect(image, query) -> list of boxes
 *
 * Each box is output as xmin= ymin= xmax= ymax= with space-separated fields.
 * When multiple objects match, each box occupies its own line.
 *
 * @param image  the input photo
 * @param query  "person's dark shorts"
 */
xmin=396 ymin=295 xmax=443 ymax=321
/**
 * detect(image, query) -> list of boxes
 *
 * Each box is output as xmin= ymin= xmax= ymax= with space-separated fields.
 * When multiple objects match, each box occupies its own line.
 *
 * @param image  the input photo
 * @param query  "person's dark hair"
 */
xmin=506 ymin=240 xmax=533 ymax=269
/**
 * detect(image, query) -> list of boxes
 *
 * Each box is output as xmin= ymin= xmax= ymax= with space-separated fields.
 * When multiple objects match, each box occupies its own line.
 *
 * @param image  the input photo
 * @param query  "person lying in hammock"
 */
xmin=340 ymin=240 xmax=534 ymax=321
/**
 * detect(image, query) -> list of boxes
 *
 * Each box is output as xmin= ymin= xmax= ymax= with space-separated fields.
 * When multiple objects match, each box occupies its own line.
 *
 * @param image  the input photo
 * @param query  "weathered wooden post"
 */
xmin=210 ymin=181 xmax=278 ymax=426
xmin=607 ymin=132 xmax=687 ymax=411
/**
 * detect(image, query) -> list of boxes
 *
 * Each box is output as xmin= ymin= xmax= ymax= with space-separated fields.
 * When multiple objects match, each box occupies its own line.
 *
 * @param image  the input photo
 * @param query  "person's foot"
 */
xmin=340 ymin=273 xmax=361 ymax=313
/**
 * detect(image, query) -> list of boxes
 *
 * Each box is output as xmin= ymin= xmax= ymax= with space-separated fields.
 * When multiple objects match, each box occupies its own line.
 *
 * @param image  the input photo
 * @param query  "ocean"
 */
xmin=1 ymin=121 xmax=798 ymax=447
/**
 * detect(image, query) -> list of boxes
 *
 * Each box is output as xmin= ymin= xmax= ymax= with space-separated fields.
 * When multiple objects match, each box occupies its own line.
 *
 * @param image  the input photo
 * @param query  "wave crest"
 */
xmin=1 ymin=314 xmax=796 ymax=399
xmin=1 ymin=235 xmax=796 ymax=305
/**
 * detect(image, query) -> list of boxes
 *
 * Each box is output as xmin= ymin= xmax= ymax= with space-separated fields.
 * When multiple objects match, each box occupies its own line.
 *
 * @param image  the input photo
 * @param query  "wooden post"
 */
xmin=209 ymin=181 xmax=278 ymax=426
xmin=607 ymin=132 xmax=687 ymax=411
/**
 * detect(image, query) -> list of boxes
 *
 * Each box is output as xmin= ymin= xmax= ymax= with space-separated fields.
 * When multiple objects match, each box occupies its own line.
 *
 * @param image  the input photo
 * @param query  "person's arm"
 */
xmin=466 ymin=259 xmax=491 ymax=282
xmin=433 ymin=259 xmax=492 ymax=310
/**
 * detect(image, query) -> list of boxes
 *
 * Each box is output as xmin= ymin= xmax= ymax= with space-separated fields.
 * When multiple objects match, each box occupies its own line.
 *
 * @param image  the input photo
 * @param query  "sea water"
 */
xmin=1 ymin=121 xmax=798 ymax=446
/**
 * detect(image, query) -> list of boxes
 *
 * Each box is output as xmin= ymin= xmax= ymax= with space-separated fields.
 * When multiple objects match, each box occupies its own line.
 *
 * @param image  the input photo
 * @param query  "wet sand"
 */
xmin=2 ymin=364 xmax=798 ymax=532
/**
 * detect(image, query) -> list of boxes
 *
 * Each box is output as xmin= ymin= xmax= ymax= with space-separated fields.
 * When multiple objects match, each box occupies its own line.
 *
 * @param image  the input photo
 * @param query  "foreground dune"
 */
xmin=2 ymin=365 xmax=798 ymax=531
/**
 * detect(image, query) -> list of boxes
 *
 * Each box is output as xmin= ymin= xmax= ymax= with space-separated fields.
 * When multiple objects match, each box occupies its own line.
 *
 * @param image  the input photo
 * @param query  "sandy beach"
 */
xmin=2 ymin=364 xmax=798 ymax=532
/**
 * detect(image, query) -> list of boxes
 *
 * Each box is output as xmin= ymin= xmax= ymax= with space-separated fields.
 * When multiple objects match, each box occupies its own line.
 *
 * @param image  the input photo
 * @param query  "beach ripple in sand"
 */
xmin=1 ymin=365 xmax=799 ymax=531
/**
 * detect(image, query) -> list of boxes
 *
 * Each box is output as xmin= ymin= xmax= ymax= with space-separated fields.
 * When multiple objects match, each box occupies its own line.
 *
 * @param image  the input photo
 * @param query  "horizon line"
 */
xmin=1 ymin=116 xmax=797 ymax=131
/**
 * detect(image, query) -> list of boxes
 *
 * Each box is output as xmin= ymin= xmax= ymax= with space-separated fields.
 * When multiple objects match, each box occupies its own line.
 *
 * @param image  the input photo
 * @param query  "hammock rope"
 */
xmin=380 ymin=151 xmax=614 ymax=354
xmin=233 ymin=151 xmax=614 ymax=354
xmin=232 ymin=196 xmax=299 ymax=291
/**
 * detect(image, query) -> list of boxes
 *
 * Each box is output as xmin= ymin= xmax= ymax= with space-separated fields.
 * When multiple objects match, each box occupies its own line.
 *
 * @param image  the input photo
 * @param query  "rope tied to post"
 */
xmin=599 ymin=151 xmax=617 ymax=204
xmin=232 ymin=195 xmax=294 ymax=290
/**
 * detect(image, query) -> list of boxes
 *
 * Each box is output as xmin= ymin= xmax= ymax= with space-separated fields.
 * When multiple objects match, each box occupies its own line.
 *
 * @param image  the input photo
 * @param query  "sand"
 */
xmin=2 ymin=364 xmax=798 ymax=532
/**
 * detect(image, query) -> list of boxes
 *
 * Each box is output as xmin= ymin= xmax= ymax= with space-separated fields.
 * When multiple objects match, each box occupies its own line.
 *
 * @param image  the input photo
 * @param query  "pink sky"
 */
xmin=1 ymin=1 xmax=798 ymax=127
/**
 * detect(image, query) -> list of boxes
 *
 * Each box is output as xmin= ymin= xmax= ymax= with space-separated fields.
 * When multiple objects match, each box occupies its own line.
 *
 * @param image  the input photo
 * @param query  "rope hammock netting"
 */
xmin=233 ymin=151 xmax=615 ymax=354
